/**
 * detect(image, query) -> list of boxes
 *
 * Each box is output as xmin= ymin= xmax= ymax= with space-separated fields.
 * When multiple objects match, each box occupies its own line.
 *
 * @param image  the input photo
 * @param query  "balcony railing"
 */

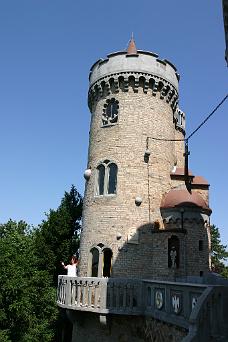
xmin=57 ymin=276 xmax=228 ymax=339
xmin=57 ymin=276 xmax=208 ymax=324
xmin=57 ymin=276 xmax=142 ymax=315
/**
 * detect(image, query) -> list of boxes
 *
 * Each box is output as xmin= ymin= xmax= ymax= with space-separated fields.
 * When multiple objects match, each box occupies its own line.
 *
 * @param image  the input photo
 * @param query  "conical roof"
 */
xmin=127 ymin=35 xmax=137 ymax=55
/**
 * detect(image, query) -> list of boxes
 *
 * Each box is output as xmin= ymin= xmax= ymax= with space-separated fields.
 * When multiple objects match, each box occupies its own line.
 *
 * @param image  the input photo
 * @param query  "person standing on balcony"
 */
xmin=61 ymin=256 xmax=78 ymax=276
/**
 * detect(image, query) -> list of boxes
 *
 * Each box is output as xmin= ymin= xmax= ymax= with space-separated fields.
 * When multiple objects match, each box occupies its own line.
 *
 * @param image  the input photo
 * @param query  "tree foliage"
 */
xmin=35 ymin=185 xmax=83 ymax=285
xmin=0 ymin=185 xmax=83 ymax=341
xmin=0 ymin=220 xmax=58 ymax=341
xmin=210 ymin=224 xmax=228 ymax=277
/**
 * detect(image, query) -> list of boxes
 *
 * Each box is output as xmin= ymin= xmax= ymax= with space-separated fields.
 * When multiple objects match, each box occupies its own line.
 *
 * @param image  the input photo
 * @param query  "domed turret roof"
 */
xmin=161 ymin=189 xmax=211 ymax=212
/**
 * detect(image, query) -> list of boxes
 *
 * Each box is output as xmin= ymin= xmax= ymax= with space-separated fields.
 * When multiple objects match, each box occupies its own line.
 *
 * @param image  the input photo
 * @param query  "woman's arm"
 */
xmin=61 ymin=261 xmax=68 ymax=270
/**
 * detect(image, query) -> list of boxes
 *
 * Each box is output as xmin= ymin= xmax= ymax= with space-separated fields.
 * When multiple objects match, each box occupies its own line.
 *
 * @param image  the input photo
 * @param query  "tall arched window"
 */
xmin=90 ymin=248 xmax=99 ymax=277
xmin=89 ymin=245 xmax=113 ymax=278
xmin=108 ymin=163 xmax=117 ymax=194
xmin=97 ymin=164 xmax=105 ymax=195
xmin=96 ymin=160 xmax=118 ymax=196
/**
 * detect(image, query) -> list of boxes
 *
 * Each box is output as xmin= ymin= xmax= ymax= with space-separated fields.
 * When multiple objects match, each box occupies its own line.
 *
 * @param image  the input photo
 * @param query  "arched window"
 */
xmin=96 ymin=161 xmax=118 ymax=196
xmin=89 ymin=245 xmax=112 ymax=278
xmin=97 ymin=164 xmax=105 ymax=195
xmin=90 ymin=248 xmax=99 ymax=277
xmin=108 ymin=163 xmax=117 ymax=194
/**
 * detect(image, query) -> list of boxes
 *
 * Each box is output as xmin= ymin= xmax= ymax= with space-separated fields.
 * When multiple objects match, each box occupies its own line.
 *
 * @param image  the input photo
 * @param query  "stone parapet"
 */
xmin=88 ymin=50 xmax=180 ymax=113
xmin=57 ymin=275 xmax=228 ymax=340
xmin=89 ymin=51 xmax=179 ymax=88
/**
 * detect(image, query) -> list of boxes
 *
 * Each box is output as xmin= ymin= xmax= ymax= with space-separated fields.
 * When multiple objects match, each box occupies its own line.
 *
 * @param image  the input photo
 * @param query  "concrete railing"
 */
xmin=57 ymin=276 xmax=207 ymax=324
xmin=57 ymin=276 xmax=228 ymax=340
xmin=142 ymin=279 xmax=206 ymax=329
xmin=183 ymin=285 xmax=228 ymax=341
xmin=57 ymin=276 xmax=142 ymax=315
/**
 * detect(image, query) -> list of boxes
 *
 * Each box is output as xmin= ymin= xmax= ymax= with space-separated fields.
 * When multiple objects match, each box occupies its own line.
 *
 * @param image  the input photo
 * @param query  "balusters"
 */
xmin=94 ymin=282 xmax=100 ymax=308
xmin=88 ymin=281 xmax=93 ymax=307
xmin=100 ymin=280 xmax=107 ymax=309
xmin=108 ymin=283 xmax=114 ymax=309
xmin=82 ymin=281 xmax=88 ymax=306
xmin=115 ymin=283 xmax=120 ymax=309
xmin=76 ymin=281 xmax=82 ymax=307
xmin=128 ymin=283 xmax=134 ymax=309
xmin=65 ymin=279 xmax=71 ymax=306
xmin=71 ymin=280 xmax=77 ymax=305
xmin=123 ymin=284 xmax=127 ymax=309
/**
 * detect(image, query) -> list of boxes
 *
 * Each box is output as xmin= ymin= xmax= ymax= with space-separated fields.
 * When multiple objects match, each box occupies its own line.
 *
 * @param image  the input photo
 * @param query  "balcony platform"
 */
xmin=57 ymin=275 xmax=228 ymax=340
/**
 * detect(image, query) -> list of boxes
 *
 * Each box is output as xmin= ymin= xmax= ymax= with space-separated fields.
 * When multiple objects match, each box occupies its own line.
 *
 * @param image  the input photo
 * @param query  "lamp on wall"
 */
xmin=84 ymin=169 xmax=92 ymax=180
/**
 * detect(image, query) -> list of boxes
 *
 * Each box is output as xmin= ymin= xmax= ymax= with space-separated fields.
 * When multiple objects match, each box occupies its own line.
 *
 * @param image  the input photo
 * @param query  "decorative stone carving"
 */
xmin=155 ymin=290 xmax=164 ymax=310
xmin=192 ymin=296 xmax=198 ymax=310
xmin=171 ymin=293 xmax=182 ymax=314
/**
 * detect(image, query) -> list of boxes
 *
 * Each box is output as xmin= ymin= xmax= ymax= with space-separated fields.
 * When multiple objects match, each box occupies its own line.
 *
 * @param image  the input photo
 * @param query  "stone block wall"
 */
xmin=79 ymin=84 xmax=182 ymax=279
xmin=71 ymin=312 xmax=187 ymax=342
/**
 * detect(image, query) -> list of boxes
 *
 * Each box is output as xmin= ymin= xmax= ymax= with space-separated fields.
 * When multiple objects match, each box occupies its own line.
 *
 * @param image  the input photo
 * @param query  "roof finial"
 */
xmin=127 ymin=33 xmax=137 ymax=55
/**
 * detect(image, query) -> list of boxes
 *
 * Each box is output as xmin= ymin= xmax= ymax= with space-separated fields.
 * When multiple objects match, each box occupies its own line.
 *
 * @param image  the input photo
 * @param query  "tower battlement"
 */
xmin=88 ymin=49 xmax=180 ymax=113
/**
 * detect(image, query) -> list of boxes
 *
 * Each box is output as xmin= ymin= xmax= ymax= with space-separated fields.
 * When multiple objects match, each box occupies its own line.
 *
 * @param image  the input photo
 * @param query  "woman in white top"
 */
xmin=61 ymin=256 xmax=78 ymax=276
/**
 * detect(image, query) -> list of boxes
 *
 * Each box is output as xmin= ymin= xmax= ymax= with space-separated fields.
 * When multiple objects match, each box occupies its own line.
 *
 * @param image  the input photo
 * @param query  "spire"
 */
xmin=127 ymin=33 xmax=137 ymax=55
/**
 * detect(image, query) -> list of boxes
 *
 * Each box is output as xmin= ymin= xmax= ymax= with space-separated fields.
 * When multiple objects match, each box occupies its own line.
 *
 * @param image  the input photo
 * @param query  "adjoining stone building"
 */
xmin=223 ymin=0 xmax=228 ymax=64
xmin=57 ymin=39 xmax=228 ymax=342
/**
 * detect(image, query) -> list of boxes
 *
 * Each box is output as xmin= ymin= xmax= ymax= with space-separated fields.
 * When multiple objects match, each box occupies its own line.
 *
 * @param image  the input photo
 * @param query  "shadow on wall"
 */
xmin=87 ymin=207 xmax=210 ymax=281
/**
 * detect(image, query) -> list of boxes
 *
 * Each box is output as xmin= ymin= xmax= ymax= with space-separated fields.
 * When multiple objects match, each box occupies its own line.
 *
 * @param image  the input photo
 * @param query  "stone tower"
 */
xmin=78 ymin=37 xmax=211 ymax=281
xmin=57 ymin=39 xmax=228 ymax=342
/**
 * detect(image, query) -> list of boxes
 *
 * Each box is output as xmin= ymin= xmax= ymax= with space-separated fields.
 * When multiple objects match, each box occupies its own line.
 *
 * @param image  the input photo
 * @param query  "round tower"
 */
xmin=79 ymin=38 xmax=193 ymax=280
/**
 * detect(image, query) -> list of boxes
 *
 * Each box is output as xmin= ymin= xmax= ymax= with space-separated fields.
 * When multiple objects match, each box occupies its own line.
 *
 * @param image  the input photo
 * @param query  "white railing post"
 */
xmin=76 ymin=280 xmax=81 ymax=307
xmin=94 ymin=282 xmax=99 ymax=308
xmin=82 ymin=281 xmax=88 ymax=307
xmin=100 ymin=279 xmax=107 ymax=310
xmin=88 ymin=281 xmax=93 ymax=307
xmin=71 ymin=279 xmax=77 ymax=306
xmin=65 ymin=278 xmax=71 ymax=306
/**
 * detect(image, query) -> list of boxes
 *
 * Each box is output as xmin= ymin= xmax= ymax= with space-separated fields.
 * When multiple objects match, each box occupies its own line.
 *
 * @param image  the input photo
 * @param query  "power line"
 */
xmin=186 ymin=93 xmax=228 ymax=141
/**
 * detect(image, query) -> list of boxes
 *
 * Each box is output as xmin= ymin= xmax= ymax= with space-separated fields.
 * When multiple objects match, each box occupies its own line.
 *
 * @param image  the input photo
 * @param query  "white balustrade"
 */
xmin=57 ymin=276 xmax=142 ymax=314
xmin=57 ymin=276 xmax=228 ymax=338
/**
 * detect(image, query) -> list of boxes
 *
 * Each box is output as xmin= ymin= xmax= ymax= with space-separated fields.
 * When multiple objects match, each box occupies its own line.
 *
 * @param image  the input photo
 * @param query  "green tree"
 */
xmin=0 ymin=220 xmax=57 ymax=341
xmin=35 ymin=185 xmax=83 ymax=285
xmin=210 ymin=224 xmax=228 ymax=277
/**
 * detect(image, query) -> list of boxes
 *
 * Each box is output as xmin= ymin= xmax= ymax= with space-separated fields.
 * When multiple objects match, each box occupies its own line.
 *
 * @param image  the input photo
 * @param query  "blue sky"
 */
xmin=0 ymin=1 xmax=227 ymax=245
